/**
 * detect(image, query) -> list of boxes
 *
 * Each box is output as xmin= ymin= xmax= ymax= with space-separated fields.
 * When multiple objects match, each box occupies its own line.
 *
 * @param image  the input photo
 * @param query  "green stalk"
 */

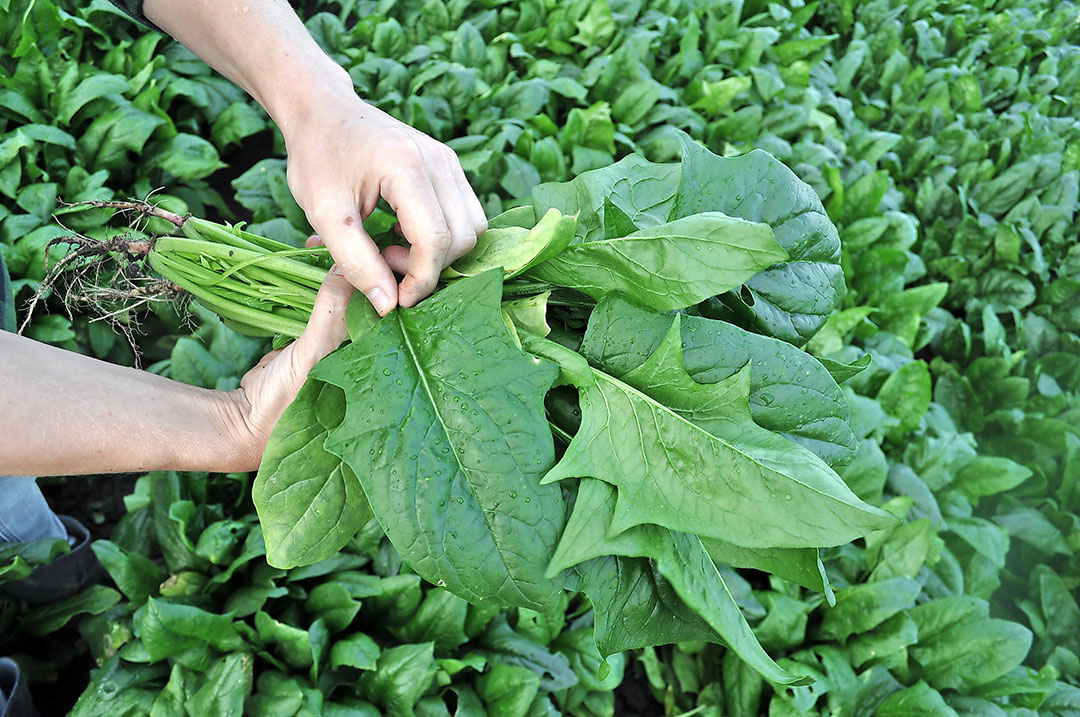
xmin=150 ymin=251 xmax=309 ymax=338
xmin=191 ymin=252 xmax=324 ymax=300
xmin=153 ymin=237 xmax=330 ymax=285
xmin=187 ymin=217 xmax=331 ymax=270
xmin=549 ymin=421 xmax=574 ymax=446
xmin=182 ymin=217 xmax=266 ymax=254
xmin=205 ymin=246 xmax=330 ymax=287
xmin=502 ymin=280 xmax=557 ymax=298
xmin=187 ymin=216 xmax=292 ymax=254
xmin=148 ymin=219 xmax=341 ymax=338
xmin=151 ymin=251 xmax=317 ymax=312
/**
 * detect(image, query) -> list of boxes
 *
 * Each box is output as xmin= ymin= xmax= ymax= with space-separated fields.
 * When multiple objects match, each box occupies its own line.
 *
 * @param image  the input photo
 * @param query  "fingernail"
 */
xmin=366 ymin=287 xmax=391 ymax=314
xmin=331 ymin=265 xmax=344 ymax=276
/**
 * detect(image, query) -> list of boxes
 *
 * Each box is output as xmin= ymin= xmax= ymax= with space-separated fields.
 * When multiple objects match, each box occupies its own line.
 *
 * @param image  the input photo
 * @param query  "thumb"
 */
xmin=290 ymin=267 xmax=355 ymax=373
xmin=309 ymin=205 xmax=398 ymax=316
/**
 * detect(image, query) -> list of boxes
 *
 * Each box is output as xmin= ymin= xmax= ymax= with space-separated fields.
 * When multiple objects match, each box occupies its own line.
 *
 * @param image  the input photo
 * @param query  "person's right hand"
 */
xmin=282 ymin=92 xmax=487 ymax=316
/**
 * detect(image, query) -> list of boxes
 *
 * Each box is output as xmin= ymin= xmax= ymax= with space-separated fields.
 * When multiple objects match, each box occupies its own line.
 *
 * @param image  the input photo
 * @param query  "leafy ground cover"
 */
xmin=3 ymin=0 xmax=1080 ymax=715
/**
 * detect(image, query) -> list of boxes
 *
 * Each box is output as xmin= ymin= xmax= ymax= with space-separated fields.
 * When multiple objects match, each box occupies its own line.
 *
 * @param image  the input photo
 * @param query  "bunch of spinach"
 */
xmin=252 ymin=132 xmax=893 ymax=687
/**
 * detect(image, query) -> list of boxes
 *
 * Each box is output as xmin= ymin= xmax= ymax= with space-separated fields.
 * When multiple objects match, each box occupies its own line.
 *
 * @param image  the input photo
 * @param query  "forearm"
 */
xmin=0 ymin=333 xmax=255 ymax=475
xmin=143 ymin=0 xmax=352 ymax=132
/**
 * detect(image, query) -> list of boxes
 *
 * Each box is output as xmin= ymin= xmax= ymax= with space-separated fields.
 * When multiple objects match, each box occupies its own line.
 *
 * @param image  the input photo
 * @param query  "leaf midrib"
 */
xmin=394 ymin=310 xmax=518 ymax=593
xmin=565 ymin=229 xmax=780 ymax=254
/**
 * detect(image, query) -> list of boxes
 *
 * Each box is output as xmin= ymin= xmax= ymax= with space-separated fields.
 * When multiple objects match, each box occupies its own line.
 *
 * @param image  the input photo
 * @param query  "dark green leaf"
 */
xmin=314 ymin=271 xmax=563 ymax=610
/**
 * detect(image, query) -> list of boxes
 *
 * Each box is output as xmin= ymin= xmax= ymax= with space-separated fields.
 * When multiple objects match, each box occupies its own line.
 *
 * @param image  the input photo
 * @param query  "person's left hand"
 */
xmin=219 ymin=238 xmax=354 ymax=468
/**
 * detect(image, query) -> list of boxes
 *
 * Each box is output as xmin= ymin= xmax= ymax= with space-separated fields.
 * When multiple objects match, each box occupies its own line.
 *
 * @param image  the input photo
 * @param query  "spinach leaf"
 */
xmin=672 ymin=132 xmax=844 ymax=345
xmin=446 ymin=208 xmax=575 ymax=279
xmin=582 ymin=295 xmax=858 ymax=465
xmin=313 ymin=270 xmax=564 ymax=611
xmin=254 ymin=379 xmax=372 ymax=569
xmin=524 ymin=323 xmax=894 ymax=549
xmin=532 ymin=153 xmax=681 ymax=243
xmin=527 ymin=212 xmax=785 ymax=312
xmin=548 ymin=478 xmax=807 ymax=685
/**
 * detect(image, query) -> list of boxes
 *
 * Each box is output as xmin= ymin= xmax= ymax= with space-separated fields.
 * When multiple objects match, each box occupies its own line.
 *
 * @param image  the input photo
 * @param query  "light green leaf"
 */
xmin=527 ymin=323 xmax=894 ymax=548
xmin=77 ymin=105 xmax=165 ymax=171
xmin=702 ymin=539 xmax=833 ymax=601
xmin=389 ymin=588 xmax=469 ymax=652
xmin=447 ymin=208 xmax=575 ymax=279
xmin=877 ymin=681 xmax=958 ymax=717
xmin=90 ymin=540 xmax=166 ymax=605
xmin=359 ymin=642 xmax=439 ymax=717
xmin=255 ymin=610 xmax=313 ymax=670
xmin=528 ymin=212 xmax=785 ymax=312
xmin=845 ymin=613 xmax=919 ymax=669
xmin=23 ymin=585 xmax=121 ymax=637
xmin=910 ymin=617 xmax=1033 ymax=691
xmin=154 ymin=133 xmax=226 ymax=180
xmin=876 ymin=360 xmax=931 ymax=433
xmin=211 ymin=102 xmax=267 ymax=148
xmin=868 ymin=519 xmax=936 ymax=582
xmin=140 ymin=598 xmax=246 ymax=670
xmin=186 ymin=653 xmax=251 ymax=717
xmin=331 ymin=633 xmax=381 ymax=671
xmin=580 ymin=295 xmax=857 ymax=466
xmin=575 ymin=555 xmax=728 ymax=657
xmin=532 ymin=153 xmax=681 ymax=243
xmin=818 ymin=578 xmax=921 ymax=642
xmin=503 ymin=292 xmax=551 ymax=338
xmin=477 ymin=663 xmax=541 ymax=717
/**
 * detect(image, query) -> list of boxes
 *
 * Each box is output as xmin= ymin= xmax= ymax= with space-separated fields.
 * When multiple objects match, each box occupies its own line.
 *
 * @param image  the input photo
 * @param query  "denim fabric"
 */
xmin=0 ymin=250 xmax=13 ymax=334
xmin=1 ymin=251 xmax=67 ymax=545
xmin=0 ymin=477 xmax=67 ymax=543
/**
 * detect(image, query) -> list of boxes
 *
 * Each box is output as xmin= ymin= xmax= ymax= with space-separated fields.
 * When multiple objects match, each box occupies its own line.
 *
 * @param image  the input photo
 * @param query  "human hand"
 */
xmin=220 ymin=243 xmax=354 ymax=468
xmin=144 ymin=0 xmax=483 ymax=315
xmin=0 ymin=250 xmax=352 ymax=476
xmin=283 ymin=93 xmax=486 ymax=316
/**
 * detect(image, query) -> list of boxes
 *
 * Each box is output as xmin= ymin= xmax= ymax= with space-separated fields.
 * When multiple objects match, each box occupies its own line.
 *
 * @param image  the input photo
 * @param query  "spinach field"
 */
xmin=2 ymin=0 xmax=1080 ymax=715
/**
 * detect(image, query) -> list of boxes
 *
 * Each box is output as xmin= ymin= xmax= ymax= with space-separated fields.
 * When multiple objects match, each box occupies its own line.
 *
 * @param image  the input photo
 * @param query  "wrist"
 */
xmin=191 ymin=388 xmax=264 ymax=473
xmin=262 ymin=61 xmax=356 ymax=141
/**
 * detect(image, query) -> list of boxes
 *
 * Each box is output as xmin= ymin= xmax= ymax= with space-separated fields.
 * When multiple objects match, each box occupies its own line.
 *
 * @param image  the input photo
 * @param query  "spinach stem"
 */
xmin=149 ymin=251 xmax=309 ymax=337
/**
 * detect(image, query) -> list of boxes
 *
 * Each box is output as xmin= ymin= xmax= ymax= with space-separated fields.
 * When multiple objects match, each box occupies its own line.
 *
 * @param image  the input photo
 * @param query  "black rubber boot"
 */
xmin=2 ymin=517 xmax=103 ymax=606
xmin=0 ymin=657 xmax=38 ymax=717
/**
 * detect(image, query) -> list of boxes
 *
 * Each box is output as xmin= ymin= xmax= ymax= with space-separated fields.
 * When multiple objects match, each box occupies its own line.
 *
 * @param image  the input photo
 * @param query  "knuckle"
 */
xmin=305 ymin=202 xmax=336 ymax=227
xmin=474 ymin=217 xmax=488 ymax=236
xmin=434 ymin=146 xmax=458 ymax=170
xmin=429 ymin=229 xmax=453 ymax=251
xmin=395 ymin=141 xmax=425 ymax=169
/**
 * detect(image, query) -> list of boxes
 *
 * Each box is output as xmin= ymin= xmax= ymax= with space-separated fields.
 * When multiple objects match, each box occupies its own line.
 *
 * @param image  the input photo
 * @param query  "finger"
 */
xmin=309 ymin=204 xmax=397 ymax=316
xmin=449 ymin=157 xmax=488 ymax=238
xmin=290 ymin=268 xmax=355 ymax=373
xmin=383 ymin=244 xmax=410 ymax=276
xmin=430 ymin=166 xmax=478 ymax=264
xmin=382 ymin=168 xmax=452 ymax=308
xmin=305 ymin=234 xmax=324 ymax=248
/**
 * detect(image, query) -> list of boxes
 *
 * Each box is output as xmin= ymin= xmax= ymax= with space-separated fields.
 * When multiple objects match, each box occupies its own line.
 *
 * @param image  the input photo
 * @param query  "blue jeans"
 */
xmin=0 ymin=476 xmax=67 ymax=543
